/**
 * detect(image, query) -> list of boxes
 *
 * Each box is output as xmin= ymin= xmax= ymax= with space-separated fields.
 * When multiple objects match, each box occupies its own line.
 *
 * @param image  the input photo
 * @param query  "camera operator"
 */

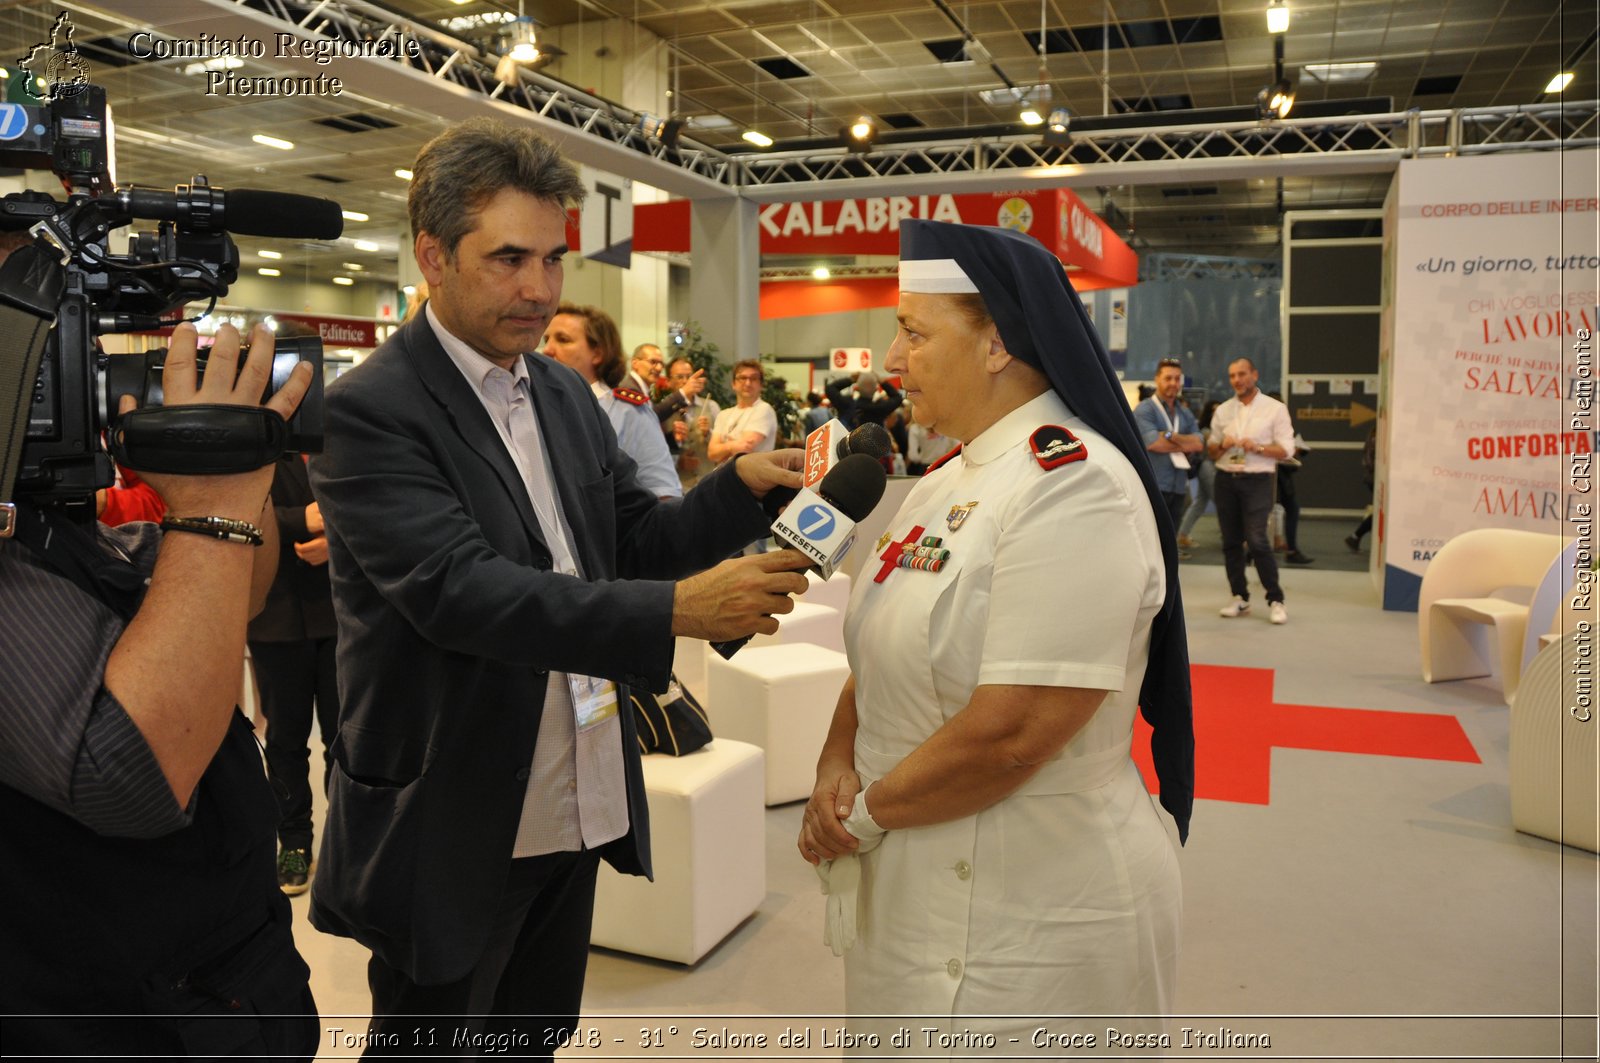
xmin=0 ymin=321 xmax=321 ymax=1058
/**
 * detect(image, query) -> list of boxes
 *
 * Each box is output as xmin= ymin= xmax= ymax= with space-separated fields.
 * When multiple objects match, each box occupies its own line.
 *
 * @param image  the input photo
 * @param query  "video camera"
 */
xmin=0 ymin=83 xmax=344 ymax=513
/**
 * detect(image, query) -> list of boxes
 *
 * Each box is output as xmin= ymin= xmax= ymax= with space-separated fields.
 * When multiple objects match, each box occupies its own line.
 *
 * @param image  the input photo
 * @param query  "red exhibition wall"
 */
xmin=622 ymin=188 xmax=1138 ymax=320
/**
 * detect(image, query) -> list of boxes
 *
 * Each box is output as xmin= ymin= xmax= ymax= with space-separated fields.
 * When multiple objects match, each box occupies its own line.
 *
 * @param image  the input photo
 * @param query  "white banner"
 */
xmin=1382 ymin=150 xmax=1599 ymax=610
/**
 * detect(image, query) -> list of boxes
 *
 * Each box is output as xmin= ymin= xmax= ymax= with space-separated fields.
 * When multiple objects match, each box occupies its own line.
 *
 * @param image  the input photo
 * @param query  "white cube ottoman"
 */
xmin=673 ymin=635 xmax=709 ymax=701
xmin=804 ymin=568 xmax=854 ymax=616
xmin=705 ymin=643 xmax=851 ymax=805
xmin=748 ymin=600 xmax=844 ymax=653
xmin=590 ymin=739 xmax=766 ymax=964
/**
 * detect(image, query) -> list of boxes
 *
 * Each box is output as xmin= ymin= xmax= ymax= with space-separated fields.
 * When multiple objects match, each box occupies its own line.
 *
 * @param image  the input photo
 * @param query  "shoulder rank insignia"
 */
xmin=1030 ymin=425 xmax=1087 ymax=470
xmin=612 ymin=386 xmax=648 ymax=407
xmin=924 ymin=444 xmax=963 ymax=475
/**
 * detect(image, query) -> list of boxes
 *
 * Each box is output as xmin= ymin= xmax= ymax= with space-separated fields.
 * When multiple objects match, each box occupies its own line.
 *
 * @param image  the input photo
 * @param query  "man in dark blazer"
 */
xmin=308 ymin=119 xmax=810 ymax=1054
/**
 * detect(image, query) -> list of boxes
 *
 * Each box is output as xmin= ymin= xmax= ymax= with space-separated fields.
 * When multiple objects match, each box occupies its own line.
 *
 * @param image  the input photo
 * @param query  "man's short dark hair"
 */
xmin=733 ymin=359 xmax=763 ymax=382
xmin=409 ymin=118 xmax=587 ymax=257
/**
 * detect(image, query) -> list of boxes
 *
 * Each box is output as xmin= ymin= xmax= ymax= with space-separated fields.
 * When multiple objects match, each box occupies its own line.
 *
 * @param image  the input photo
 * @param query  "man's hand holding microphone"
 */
xmin=670 ymin=426 xmax=891 ymax=648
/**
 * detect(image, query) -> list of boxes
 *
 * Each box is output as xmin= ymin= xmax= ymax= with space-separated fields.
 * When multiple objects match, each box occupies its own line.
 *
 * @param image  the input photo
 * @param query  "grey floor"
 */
xmin=292 ymin=544 xmax=1599 ymax=1062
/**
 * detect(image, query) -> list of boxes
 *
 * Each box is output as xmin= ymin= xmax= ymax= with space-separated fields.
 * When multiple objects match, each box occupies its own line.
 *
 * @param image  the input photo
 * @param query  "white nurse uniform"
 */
xmin=841 ymin=389 xmax=1181 ymax=1050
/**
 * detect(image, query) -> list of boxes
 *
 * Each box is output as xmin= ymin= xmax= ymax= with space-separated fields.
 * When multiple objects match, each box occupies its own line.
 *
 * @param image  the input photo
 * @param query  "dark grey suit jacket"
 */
xmin=306 ymin=312 xmax=769 ymax=982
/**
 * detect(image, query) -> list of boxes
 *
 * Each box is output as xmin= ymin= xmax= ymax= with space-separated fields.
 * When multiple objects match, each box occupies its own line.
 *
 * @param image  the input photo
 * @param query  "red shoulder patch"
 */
xmin=1030 ymin=425 xmax=1087 ymax=470
xmin=924 ymin=444 xmax=963 ymax=475
xmin=612 ymin=386 xmax=648 ymax=407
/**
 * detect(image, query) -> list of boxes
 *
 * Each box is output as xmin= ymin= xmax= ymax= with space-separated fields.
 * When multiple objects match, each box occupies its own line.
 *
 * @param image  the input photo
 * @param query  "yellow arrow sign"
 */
xmin=1295 ymin=400 xmax=1376 ymax=427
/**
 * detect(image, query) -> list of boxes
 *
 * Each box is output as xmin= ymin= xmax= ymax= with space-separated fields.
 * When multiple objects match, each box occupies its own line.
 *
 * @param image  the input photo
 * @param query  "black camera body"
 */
xmin=0 ymin=84 xmax=339 ymax=511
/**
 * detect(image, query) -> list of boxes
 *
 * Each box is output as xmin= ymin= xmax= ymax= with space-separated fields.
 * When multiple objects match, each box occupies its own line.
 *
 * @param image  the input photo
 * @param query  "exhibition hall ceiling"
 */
xmin=0 ymin=0 xmax=1590 ymax=279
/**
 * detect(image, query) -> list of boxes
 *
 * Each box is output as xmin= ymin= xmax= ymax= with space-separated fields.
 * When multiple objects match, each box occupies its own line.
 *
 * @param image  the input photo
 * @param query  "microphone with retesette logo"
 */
xmin=713 ymin=453 xmax=888 ymax=659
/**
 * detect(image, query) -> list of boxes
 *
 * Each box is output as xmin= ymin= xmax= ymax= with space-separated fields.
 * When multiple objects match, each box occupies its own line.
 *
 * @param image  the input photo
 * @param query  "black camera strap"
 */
xmin=0 ymin=243 xmax=66 ymax=538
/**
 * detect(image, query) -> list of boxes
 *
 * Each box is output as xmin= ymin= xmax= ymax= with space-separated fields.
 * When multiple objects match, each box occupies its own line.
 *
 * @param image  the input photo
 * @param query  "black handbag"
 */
xmin=630 ymin=674 xmax=713 ymax=756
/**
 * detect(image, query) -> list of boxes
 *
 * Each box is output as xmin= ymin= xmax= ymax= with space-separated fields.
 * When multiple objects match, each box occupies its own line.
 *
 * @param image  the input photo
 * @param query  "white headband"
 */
xmin=898 ymin=257 xmax=979 ymax=294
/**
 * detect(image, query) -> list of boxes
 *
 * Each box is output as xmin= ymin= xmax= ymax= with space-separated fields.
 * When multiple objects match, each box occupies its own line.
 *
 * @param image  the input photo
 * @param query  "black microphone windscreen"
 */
xmin=225 ymin=189 xmax=345 ymax=239
xmin=844 ymin=421 xmax=893 ymax=460
xmin=817 ymin=452 xmax=887 ymax=521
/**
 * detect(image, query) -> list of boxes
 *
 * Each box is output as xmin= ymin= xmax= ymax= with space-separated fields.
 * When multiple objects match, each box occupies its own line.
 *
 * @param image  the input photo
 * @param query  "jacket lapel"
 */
xmin=402 ymin=314 xmax=548 ymax=555
xmin=523 ymin=355 xmax=600 ymax=576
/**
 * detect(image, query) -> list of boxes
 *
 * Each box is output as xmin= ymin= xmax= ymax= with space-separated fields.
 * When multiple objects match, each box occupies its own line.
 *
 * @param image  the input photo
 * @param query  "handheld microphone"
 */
xmin=804 ymin=421 xmax=892 ymax=487
xmin=713 ymin=453 xmax=888 ymax=659
xmin=764 ymin=421 xmax=893 ymax=522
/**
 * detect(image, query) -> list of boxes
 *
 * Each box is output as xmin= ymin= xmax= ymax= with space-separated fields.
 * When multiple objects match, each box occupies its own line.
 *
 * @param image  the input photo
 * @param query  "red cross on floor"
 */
xmin=873 ymin=524 xmax=926 ymax=583
xmin=1132 ymin=663 xmax=1481 ymax=805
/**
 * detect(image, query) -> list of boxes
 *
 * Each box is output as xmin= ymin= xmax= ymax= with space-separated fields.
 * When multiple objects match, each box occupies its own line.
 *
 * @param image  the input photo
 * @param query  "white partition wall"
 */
xmin=1380 ymin=150 xmax=1599 ymax=610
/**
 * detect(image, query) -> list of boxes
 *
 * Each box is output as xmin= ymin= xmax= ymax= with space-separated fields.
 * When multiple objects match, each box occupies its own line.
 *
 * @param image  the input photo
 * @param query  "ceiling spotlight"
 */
xmin=394 ymin=168 xmax=413 ymax=180
xmin=506 ymin=17 xmax=540 ymax=63
xmin=332 ymin=276 xmax=355 ymax=286
xmin=1266 ymin=0 xmax=1290 ymax=34
xmin=258 ymin=249 xmax=282 ymax=259
xmin=742 ymin=129 xmax=774 ymax=148
xmin=843 ymin=116 xmax=878 ymax=152
xmin=812 ymin=266 xmax=831 ymax=280
xmin=658 ymin=116 xmax=685 ymax=151
xmin=353 ymin=239 xmax=381 ymax=252
xmin=1546 ymin=71 xmax=1575 ymax=94
xmin=1042 ymin=107 xmax=1072 ymax=147
xmin=1257 ymin=79 xmax=1295 ymax=119
xmin=251 ymin=134 xmax=294 ymax=150
xmin=341 ymin=210 xmax=369 ymax=222
xmin=639 ymin=113 xmax=686 ymax=150
xmin=1020 ymin=108 xmax=1044 ymax=127
xmin=258 ymin=267 xmax=281 ymax=277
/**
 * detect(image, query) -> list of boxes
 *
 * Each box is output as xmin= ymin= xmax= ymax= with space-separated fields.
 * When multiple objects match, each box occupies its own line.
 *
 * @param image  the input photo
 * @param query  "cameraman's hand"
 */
xmin=294 ymin=536 xmax=330 ymax=566
xmin=106 ymin=322 xmax=314 ymax=807
xmin=118 ymin=322 xmax=314 ymax=519
xmin=305 ymin=500 xmax=324 ymax=536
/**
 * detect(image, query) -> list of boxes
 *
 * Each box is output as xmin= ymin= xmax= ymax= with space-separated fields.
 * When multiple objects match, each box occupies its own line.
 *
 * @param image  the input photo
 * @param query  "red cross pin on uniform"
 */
xmin=874 ymin=524 xmax=927 ymax=583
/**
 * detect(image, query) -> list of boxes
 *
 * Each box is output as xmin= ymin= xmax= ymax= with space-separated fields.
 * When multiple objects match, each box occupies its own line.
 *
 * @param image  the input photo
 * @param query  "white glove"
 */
xmin=815 ymin=789 xmax=886 ymax=956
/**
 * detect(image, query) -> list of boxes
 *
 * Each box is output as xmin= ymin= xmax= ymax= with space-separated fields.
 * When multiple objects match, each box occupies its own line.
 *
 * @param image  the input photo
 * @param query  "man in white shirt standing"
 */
xmin=1208 ymin=357 xmax=1296 ymax=624
xmin=709 ymin=359 xmax=778 ymax=464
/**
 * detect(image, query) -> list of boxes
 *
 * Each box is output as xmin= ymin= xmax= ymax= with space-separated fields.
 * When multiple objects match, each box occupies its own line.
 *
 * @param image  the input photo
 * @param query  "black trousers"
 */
xmin=1214 ymin=471 xmax=1284 ymax=603
xmin=1276 ymin=465 xmax=1301 ymax=551
xmin=249 ymin=637 xmax=339 ymax=852
xmin=1160 ymin=490 xmax=1189 ymax=533
xmin=363 ymin=849 xmax=602 ymax=1060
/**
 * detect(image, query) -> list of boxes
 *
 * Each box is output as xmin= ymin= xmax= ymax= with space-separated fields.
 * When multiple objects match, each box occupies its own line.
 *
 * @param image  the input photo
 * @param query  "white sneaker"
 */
xmin=1269 ymin=601 xmax=1288 ymax=625
xmin=1219 ymin=597 xmax=1250 ymax=618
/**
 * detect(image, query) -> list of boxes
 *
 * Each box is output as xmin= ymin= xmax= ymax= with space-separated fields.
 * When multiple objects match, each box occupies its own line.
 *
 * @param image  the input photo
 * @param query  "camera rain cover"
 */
xmin=109 ymin=404 xmax=289 ymax=474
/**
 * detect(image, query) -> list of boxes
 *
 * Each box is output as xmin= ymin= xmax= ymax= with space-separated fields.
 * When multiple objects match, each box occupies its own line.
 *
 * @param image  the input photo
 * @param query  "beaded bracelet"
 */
xmin=159 ymin=515 xmax=265 ymax=546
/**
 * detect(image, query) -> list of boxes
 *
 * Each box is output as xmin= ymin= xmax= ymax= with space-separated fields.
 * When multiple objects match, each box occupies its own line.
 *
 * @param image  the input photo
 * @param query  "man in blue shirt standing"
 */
xmin=1135 ymin=358 xmax=1204 ymax=556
